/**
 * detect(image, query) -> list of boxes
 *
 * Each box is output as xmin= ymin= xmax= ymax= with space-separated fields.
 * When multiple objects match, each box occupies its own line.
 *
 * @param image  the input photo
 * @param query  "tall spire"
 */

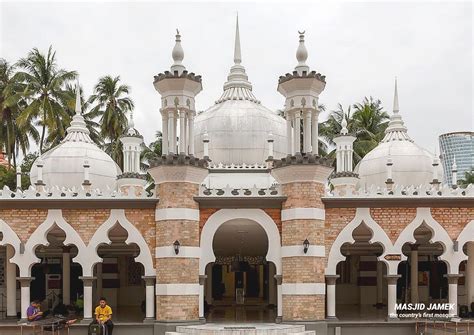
xmin=216 ymin=15 xmax=260 ymax=104
xmin=171 ymin=29 xmax=186 ymax=75
xmin=393 ymin=77 xmax=399 ymax=114
xmin=75 ymin=78 xmax=81 ymax=115
xmin=295 ymin=31 xmax=310 ymax=75
xmin=63 ymin=78 xmax=93 ymax=143
xmin=234 ymin=14 xmax=241 ymax=65
xmin=382 ymin=77 xmax=412 ymax=143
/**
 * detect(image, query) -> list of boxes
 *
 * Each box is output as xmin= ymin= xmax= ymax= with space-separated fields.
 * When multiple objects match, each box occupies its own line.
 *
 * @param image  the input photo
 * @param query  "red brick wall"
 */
xmin=370 ymin=208 xmax=417 ymax=243
xmin=0 ymin=209 xmax=48 ymax=243
xmin=431 ymin=207 xmax=474 ymax=239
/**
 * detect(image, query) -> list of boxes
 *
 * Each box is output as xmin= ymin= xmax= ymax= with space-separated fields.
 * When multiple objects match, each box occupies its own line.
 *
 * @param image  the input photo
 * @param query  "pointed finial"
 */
xmin=75 ymin=78 xmax=81 ymax=115
xmin=295 ymin=30 xmax=309 ymax=75
xmin=393 ymin=77 xmax=399 ymax=114
xmin=171 ymin=29 xmax=185 ymax=74
xmin=234 ymin=14 xmax=242 ymax=65
xmin=129 ymin=111 xmax=135 ymax=129
xmin=340 ymin=115 xmax=348 ymax=135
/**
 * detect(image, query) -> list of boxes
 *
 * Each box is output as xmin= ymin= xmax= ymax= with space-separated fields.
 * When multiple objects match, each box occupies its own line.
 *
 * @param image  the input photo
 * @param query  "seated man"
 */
xmin=27 ymin=300 xmax=44 ymax=322
xmin=92 ymin=297 xmax=114 ymax=335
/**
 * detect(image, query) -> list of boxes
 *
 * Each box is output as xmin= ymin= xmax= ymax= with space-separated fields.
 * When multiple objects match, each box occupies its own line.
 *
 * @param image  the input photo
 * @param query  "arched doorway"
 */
xmin=200 ymin=209 xmax=282 ymax=322
xmin=205 ymin=219 xmax=277 ymax=322
xmin=336 ymin=222 xmax=388 ymax=320
xmin=92 ymin=223 xmax=146 ymax=322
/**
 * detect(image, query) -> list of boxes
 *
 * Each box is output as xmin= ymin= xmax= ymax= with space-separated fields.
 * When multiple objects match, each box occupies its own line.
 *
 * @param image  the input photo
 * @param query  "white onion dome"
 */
xmin=193 ymin=17 xmax=287 ymax=164
xmin=355 ymin=80 xmax=442 ymax=188
xmin=30 ymin=81 xmax=121 ymax=190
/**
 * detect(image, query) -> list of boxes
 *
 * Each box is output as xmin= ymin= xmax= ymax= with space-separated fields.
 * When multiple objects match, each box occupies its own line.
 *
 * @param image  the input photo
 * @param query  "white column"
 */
xmin=205 ymin=264 xmax=213 ymax=305
xmin=377 ymin=261 xmax=383 ymax=305
xmin=294 ymin=111 xmax=301 ymax=154
xmin=173 ymin=113 xmax=178 ymax=153
xmin=135 ymin=150 xmax=140 ymax=173
xmin=6 ymin=245 xmax=17 ymax=318
xmin=199 ymin=275 xmax=207 ymax=320
xmin=80 ymin=277 xmax=96 ymax=322
xmin=385 ymin=275 xmax=401 ymax=320
xmin=326 ymin=275 xmax=339 ymax=319
xmin=303 ymin=110 xmax=311 ymax=153
xmin=336 ymin=149 xmax=341 ymax=172
xmin=168 ymin=111 xmax=176 ymax=154
xmin=18 ymin=277 xmax=34 ymax=322
xmin=286 ymin=113 xmax=292 ymax=155
xmin=275 ymin=274 xmax=282 ymax=322
xmin=268 ymin=264 xmax=276 ymax=306
xmin=179 ymin=110 xmax=186 ymax=154
xmin=162 ymin=113 xmax=169 ymax=155
xmin=311 ymin=110 xmax=319 ymax=155
xmin=96 ymin=263 xmax=102 ymax=300
xmin=467 ymin=242 xmax=474 ymax=306
xmin=16 ymin=166 xmax=22 ymax=190
xmin=203 ymin=132 xmax=209 ymax=158
xmin=62 ymin=247 xmax=71 ymax=305
xmin=142 ymin=276 xmax=155 ymax=322
xmin=188 ymin=113 xmax=195 ymax=155
xmin=348 ymin=145 xmax=354 ymax=171
xmin=410 ymin=247 xmax=418 ymax=303
xmin=445 ymin=274 xmax=462 ymax=316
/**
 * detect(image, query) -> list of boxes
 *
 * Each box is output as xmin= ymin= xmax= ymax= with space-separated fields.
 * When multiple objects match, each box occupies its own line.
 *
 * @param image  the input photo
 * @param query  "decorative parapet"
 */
xmin=117 ymin=172 xmax=148 ymax=180
xmin=0 ymin=185 xmax=153 ymax=200
xmin=330 ymin=171 xmax=359 ymax=179
xmin=278 ymin=70 xmax=326 ymax=85
xmin=198 ymin=184 xmax=282 ymax=197
xmin=272 ymin=153 xmax=333 ymax=168
xmin=153 ymin=70 xmax=202 ymax=84
xmin=326 ymin=183 xmax=474 ymax=198
xmin=208 ymin=162 xmax=268 ymax=171
xmin=149 ymin=153 xmax=208 ymax=168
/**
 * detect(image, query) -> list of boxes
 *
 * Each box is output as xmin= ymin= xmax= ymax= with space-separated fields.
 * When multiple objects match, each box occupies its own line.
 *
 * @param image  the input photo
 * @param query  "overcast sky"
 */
xmin=1 ymin=1 xmax=472 ymax=155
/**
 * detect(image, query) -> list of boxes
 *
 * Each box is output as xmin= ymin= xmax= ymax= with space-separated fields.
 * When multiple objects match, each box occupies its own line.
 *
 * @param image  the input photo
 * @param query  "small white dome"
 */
xmin=356 ymin=80 xmax=442 ymax=188
xmin=29 ymin=82 xmax=121 ymax=190
xmin=30 ymin=141 xmax=121 ymax=190
xmin=355 ymin=141 xmax=441 ymax=188
xmin=194 ymin=100 xmax=287 ymax=165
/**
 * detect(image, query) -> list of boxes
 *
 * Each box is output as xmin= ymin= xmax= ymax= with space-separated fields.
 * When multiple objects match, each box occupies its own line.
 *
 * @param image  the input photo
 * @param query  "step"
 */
xmin=173 ymin=323 xmax=309 ymax=334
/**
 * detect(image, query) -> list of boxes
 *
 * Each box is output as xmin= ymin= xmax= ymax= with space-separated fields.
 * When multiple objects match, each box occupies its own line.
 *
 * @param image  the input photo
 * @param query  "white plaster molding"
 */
xmin=457 ymin=220 xmax=474 ymax=255
xmin=155 ymin=283 xmax=200 ymax=295
xmin=199 ymin=208 xmax=281 ymax=275
xmin=281 ymin=283 xmax=326 ymax=295
xmin=87 ymin=209 xmax=155 ymax=277
xmin=155 ymin=246 xmax=200 ymax=258
xmin=10 ymin=209 xmax=90 ymax=277
xmin=325 ymin=207 xmax=401 ymax=276
xmin=281 ymin=245 xmax=325 ymax=258
xmin=281 ymin=208 xmax=325 ymax=221
xmin=394 ymin=207 xmax=458 ymax=274
xmin=148 ymin=165 xmax=208 ymax=184
xmin=155 ymin=208 xmax=200 ymax=221
xmin=271 ymin=165 xmax=333 ymax=184
xmin=0 ymin=218 xmax=22 ymax=255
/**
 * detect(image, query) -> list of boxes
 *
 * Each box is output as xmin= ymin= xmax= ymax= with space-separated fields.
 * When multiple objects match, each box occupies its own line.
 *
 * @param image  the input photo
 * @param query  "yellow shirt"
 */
xmin=95 ymin=305 xmax=112 ymax=322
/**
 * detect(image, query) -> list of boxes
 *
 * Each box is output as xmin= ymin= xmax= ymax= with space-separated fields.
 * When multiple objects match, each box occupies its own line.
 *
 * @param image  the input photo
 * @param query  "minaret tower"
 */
xmin=117 ymin=112 xmax=147 ymax=194
xmin=330 ymin=116 xmax=359 ymax=194
xmin=272 ymin=31 xmax=333 ymax=323
xmin=149 ymin=30 xmax=208 ymax=328
xmin=277 ymin=31 xmax=326 ymax=155
xmin=153 ymin=30 xmax=202 ymax=156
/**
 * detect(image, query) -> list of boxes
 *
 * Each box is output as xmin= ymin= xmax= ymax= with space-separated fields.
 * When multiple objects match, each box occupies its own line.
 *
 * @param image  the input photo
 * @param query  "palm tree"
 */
xmin=50 ymin=82 xmax=102 ymax=147
xmin=141 ymin=130 xmax=162 ymax=168
xmin=0 ymin=59 xmax=40 ymax=168
xmin=458 ymin=170 xmax=474 ymax=188
xmin=351 ymin=97 xmax=389 ymax=162
xmin=89 ymin=75 xmax=134 ymax=168
xmin=320 ymin=97 xmax=389 ymax=165
xmin=15 ymin=46 xmax=76 ymax=153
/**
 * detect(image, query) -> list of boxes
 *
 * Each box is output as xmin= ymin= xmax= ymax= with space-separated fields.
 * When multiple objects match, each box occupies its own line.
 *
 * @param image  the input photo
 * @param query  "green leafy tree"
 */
xmin=89 ymin=75 xmax=134 ymax=168
xmin=0 ymin=58 xmax=40 ymax=168
xmin=458 ymin=170 xmax=474 ymax=188
xmin=15 ymin=46 xmax=76 ymax=153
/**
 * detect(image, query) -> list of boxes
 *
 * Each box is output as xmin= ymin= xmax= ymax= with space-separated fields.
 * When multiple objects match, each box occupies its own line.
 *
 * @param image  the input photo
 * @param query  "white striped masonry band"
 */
xmin=281 ymin=208 xmax=325 ymax=221
xmin=155 ymin=283 xmax=200 ymax=295
xmin=155 ymin=208 xmax=200 ymax=221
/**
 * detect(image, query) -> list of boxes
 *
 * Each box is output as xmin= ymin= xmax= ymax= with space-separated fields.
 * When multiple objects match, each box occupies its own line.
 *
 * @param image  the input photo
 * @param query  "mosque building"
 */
xmin=0 ymin=18 xmax=473 ymax=335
